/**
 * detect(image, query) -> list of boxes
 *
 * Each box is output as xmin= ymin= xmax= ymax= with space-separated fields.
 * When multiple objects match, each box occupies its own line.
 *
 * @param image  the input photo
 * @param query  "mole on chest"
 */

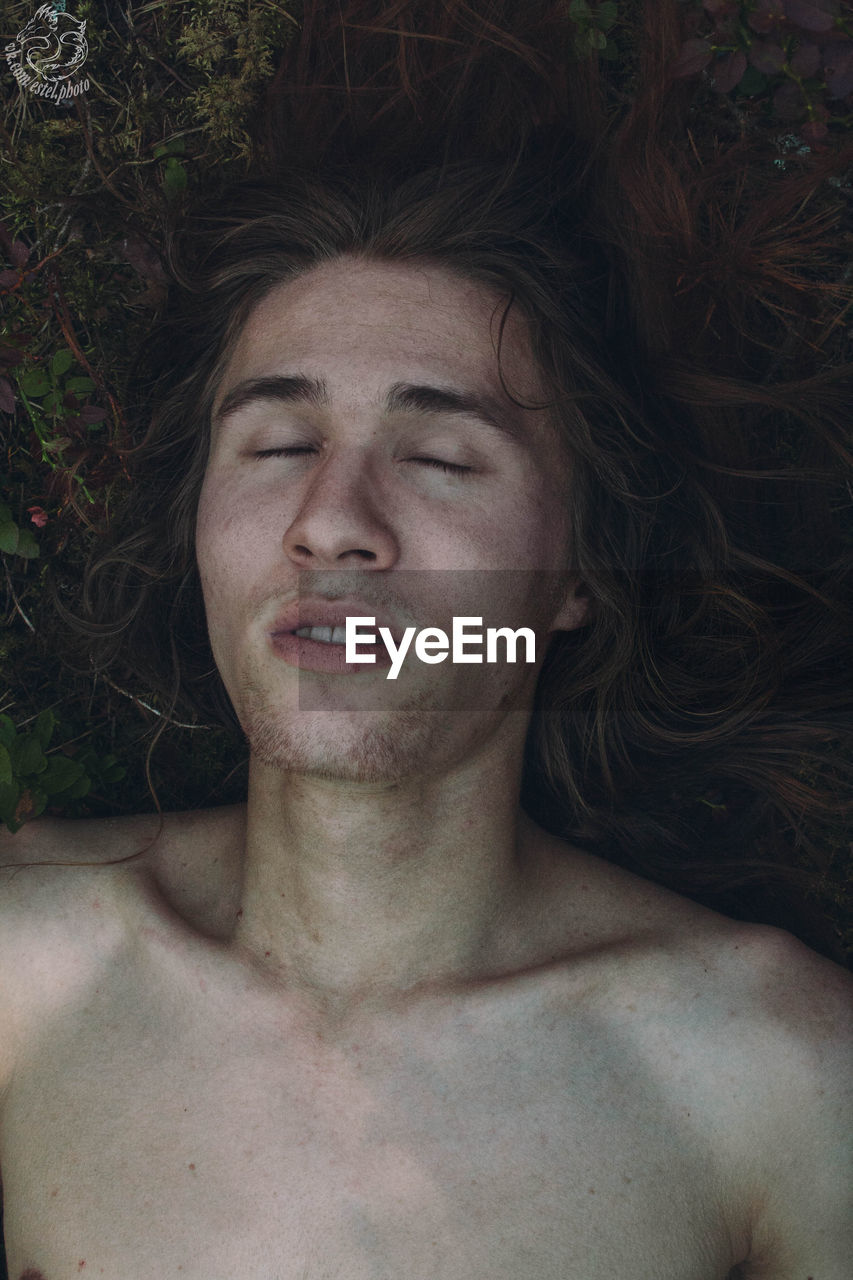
xmin=19 ymin=1271 xmax=47 ymax=1280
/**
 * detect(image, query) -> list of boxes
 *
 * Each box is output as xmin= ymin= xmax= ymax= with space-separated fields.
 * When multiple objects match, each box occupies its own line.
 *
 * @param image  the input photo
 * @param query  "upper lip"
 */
xmin=269 ymin=597 xmax=410 ymax=645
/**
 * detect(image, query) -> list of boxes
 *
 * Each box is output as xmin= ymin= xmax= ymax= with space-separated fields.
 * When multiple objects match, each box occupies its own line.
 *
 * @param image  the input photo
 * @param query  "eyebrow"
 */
xmin=212 ymin=373 xmax=526 ymax=441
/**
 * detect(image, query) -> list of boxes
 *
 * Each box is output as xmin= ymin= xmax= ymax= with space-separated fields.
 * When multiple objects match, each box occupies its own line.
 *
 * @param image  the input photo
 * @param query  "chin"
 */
xmin=243 ymin=707 xmax=457 ymax=783
xmin=237 ymin=667 xmax=456 ymax=783
xmin=232 ymin=650 xmax=530 ymax=784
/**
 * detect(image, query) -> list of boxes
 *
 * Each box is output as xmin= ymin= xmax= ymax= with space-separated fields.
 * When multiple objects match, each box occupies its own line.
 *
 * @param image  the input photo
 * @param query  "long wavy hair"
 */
xmin=52 ymin=1 xmax=853 ymax=961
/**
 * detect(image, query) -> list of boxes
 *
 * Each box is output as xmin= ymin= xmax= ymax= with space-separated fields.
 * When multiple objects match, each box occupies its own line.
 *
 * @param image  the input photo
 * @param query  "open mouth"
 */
xmin=270 ymin=624 xmax=392 ymax=673
xmin=293 ymin=625 xmax=349 ymax=645
xmin=268 ymin=597 xmax=406 ymax=673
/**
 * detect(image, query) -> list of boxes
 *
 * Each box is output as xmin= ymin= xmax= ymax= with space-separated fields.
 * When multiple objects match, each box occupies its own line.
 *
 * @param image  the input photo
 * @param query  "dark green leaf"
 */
xmin=0 ymin=521 xmax=20 ymax=555
xmin=12 ymin=733 xmax=47 ymax=776
xmin=736 ymin=65 xmax=769 ymax=96
xmin=34 ymin=708 xmax=56 ymax=749
xmin=65 ymin=775 xmax=92 ymax=800
xmin=51 ymin=349 xmax=73 ymax=377
xmin=595 ymin=1 xmax=618 ymax=31
xmin=0 ymin=716 xmax=15 ymax=747
xmin=13 ymin=527 xmax=40 ymax=559
xmin=65 ymin=376 xmax=95 ymax=394
xmin=19 ymin=369 xmax=50 ymax=397
xmin=163 ymin=158 xmax=188 ymax=201
xmin=0 ymin=743 xmax=11 ymax=787
xmin=0 ymin=781 xmax=21 ymax=828
xmin=154 ymin=136 xmax=187 ymax=158
xmin=30 ymin=789 xmax=48 ymax=818
xmin=41 ymin=755 xmax=86 ymax=795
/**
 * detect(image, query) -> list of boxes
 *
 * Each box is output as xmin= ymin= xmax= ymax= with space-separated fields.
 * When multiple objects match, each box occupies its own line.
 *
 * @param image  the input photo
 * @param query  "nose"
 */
xmin=282 ymin=449 xmax=399 ymax=569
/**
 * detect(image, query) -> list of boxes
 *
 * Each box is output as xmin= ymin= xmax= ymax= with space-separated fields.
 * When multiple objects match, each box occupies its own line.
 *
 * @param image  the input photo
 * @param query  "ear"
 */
xmin=549 ymin=577 xmax=591 ymax=633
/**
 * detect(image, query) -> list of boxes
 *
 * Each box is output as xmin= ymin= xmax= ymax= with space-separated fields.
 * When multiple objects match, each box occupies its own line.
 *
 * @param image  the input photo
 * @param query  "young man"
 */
xmin=0 ymin=250 xmax=850 ymax=1278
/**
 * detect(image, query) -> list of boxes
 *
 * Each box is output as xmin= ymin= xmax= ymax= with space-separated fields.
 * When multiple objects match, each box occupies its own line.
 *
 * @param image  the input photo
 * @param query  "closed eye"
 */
xmin=252 ymin=446 xmax=316 ymax=460
xmin=251 ymin=449 xmax=471 ymax=477
xmin=409 ymin=457 xmax=472 ymax=476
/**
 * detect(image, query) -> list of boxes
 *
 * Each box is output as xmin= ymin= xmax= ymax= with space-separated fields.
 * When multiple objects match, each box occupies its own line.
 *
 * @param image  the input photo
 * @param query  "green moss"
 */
xmin=1 ymin=0 xmax=299 ymax=822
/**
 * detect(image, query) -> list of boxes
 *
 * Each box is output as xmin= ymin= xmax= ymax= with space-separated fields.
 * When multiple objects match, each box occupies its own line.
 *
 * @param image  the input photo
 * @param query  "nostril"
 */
xmin=333 ymin=547 xmax=377 ymax=562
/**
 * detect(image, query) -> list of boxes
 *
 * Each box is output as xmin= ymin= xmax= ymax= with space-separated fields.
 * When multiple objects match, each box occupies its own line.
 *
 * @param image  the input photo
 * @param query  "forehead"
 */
xmin=219 ymin=255 xmax=545 ymax=406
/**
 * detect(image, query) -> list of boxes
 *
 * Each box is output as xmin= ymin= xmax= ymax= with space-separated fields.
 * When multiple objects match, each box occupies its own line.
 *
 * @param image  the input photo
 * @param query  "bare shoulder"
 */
xmin=704 ymin=923 xmax=853 ymax=1278
xmin=0 ymin=813 xmax=156 ymax=1089
xmin=546 ymin=844 xmax=853 ymax=1276
xmin=0 ymin=804 xmax=246 ymax=1093
xmin=575 ymin=843 xmax=853 ymax=1073
xmin=711 ymin=916 xmax=853 ymax=1035
xmin=686 ymin=916 xmax=853 ymax=1107
xmin=0 ymin=801 xmax=246 ymax=915
xmin=540 ymin=835 xmax=851 ymax=1140
xmin=0 ymin=807 xmax=164 ymax=873
xmin=614 ymin=899 xmax=853 ymax=1280
xmin=677 ymin=914 xmax=852 ymax=1091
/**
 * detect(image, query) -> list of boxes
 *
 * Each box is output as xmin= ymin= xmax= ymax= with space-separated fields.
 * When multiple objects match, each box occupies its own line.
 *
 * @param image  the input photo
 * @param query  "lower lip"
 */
xmin=269 ymin=631 xmax=393 ymax=674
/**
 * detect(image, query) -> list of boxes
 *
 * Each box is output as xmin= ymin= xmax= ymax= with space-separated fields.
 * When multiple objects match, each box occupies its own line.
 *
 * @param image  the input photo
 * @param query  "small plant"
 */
xmin=154 ymin=136 xmax=189 ymax=203
xmin=672 ymin=0 xmax=853 ymax=148
xmin=13 ymin=348 xmax=108 ymax=506
xmin=569 ymin=0 xmax=621 ymax=61
xmin=0 ymin=709 xmax=125 ymax=833
xmin=0 ymin=496 xmax=39 ymax=559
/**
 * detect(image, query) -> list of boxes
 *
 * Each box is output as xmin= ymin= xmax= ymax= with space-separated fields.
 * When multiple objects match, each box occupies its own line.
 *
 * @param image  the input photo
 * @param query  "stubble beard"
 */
xmin=236 ymin=658 xmax=456 ymax=784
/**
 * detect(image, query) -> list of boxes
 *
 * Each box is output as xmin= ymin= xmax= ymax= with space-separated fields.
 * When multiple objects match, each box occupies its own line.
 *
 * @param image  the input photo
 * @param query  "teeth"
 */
xmin=295 ymin=625 xmax=349 ymax=644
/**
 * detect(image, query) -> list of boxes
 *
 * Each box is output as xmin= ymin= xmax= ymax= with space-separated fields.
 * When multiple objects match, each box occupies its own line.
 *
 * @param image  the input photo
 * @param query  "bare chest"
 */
xmin=1 ymin=945 xmax=740 ymax=1280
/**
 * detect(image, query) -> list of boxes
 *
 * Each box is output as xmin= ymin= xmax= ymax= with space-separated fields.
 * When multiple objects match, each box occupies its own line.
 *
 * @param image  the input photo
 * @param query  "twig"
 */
xmin=72 ymin=95 xmax=135 ymax=208
xmin=50 ymin=154 xmax=94 ymax=253
xmin=3 ymin=561 xmax=35 ymax=633
xmin=99 ymin=672 xmax=211 ymax=730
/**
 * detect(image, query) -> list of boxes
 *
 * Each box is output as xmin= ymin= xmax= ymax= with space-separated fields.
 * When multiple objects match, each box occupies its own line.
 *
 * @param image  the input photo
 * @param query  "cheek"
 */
xmin=477 ymin=486 xmax=568 ymax=571
xmin=195 ymin=478 xmax=233 ymax=595
xmin=194 ymin=478 xmax=280 ymax=684
xmin=409 ymin=494 xmax=564 ymax=573
xmin=195 ymin=474 xmax=281 ymax=610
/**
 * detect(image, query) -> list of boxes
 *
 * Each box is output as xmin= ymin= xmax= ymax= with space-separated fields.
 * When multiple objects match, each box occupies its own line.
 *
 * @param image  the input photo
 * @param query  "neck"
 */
xmin=231 ymin=743 xmax=544 ymax=1019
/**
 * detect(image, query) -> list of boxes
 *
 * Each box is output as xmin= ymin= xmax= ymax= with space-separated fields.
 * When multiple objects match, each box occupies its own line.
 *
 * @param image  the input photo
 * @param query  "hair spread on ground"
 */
xmin=43 ymin=0 xmax=853 ymax=964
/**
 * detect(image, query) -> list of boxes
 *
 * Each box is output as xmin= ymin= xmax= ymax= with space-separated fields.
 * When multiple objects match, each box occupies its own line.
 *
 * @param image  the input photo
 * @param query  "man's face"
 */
xmin=196 ymin=256 xmax=586 ymax=782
